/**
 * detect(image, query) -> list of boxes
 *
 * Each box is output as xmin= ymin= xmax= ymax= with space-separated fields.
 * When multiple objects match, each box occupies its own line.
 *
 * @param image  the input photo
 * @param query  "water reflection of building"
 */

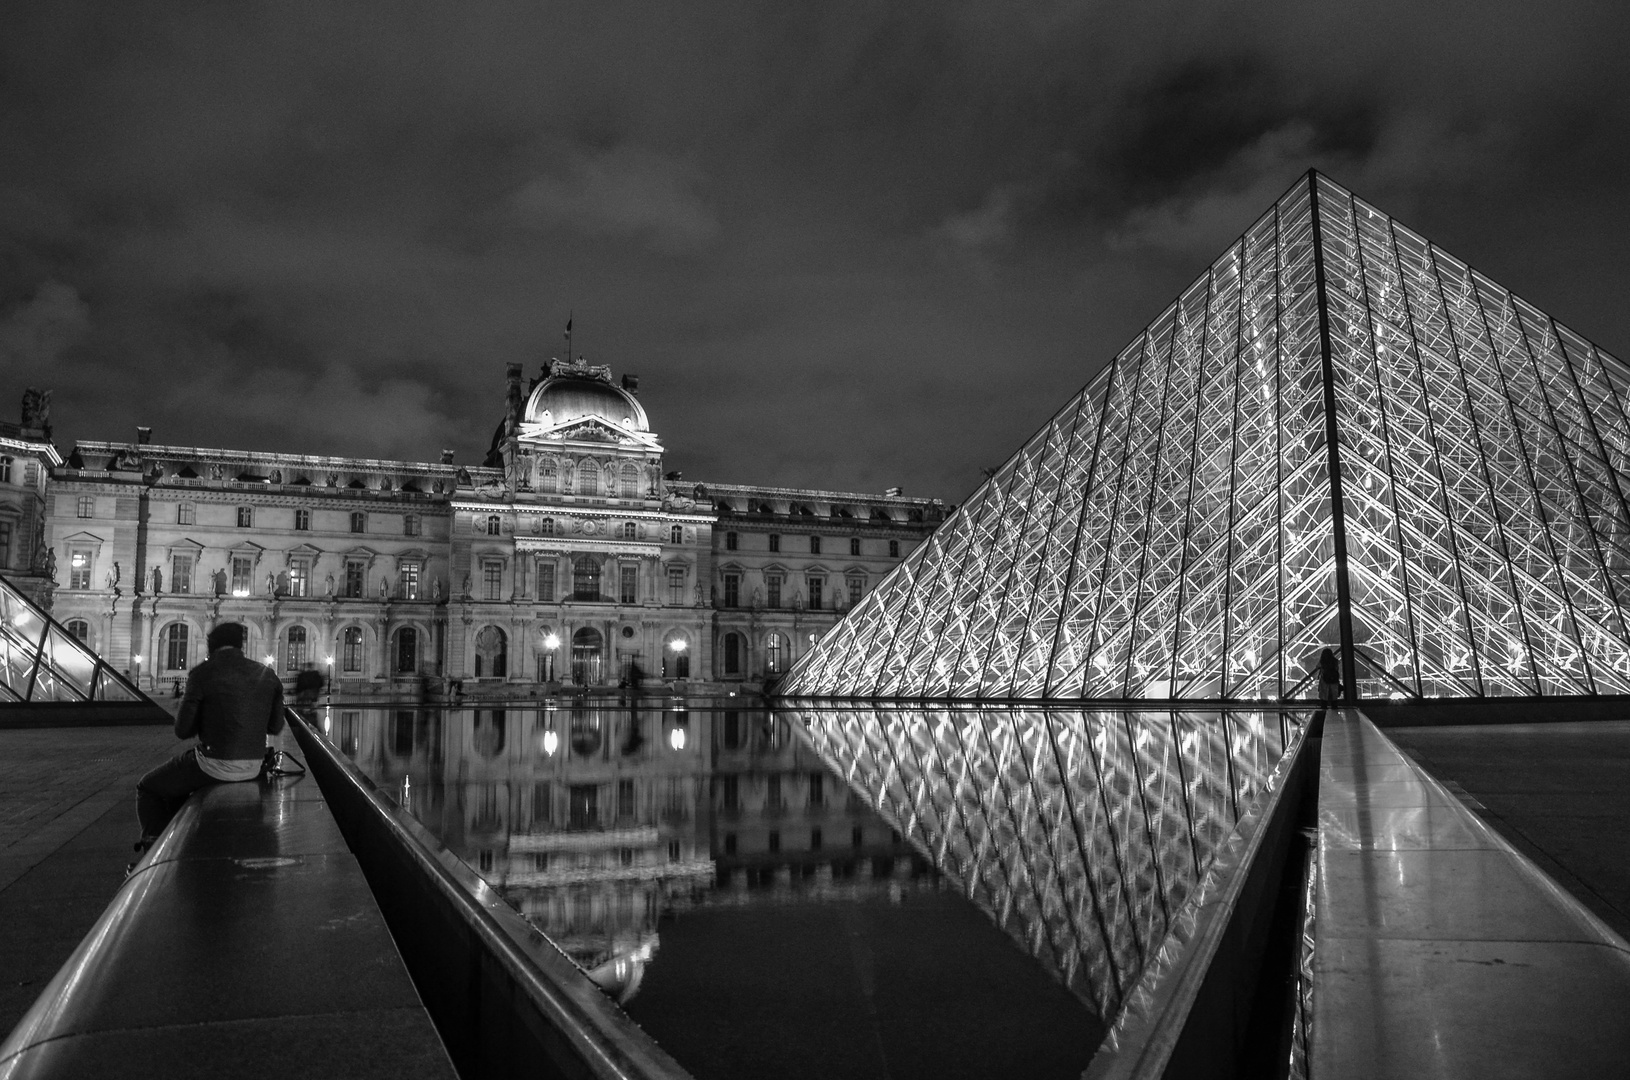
xmin=332 ymin=704 xmax=927 ymax=998
xmin=39 ymin=360 xmax=945 ymax=694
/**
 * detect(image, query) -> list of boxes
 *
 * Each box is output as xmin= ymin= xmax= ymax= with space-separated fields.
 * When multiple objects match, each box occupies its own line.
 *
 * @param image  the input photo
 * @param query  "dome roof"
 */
xmin=524 ymin=364 xmax=650 ymax=433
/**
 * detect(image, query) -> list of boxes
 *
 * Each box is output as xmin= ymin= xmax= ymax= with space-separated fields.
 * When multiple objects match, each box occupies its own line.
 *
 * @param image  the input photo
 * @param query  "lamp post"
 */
xmin=542 ymin=633 xmax=560 ymax=683
xmin=325 ymin=655 xmax=334 ymax=703
xmin=131 ymin=653 xmax=141 ymax=690
xmin=667 ymin=637 xmax=687 ymax=680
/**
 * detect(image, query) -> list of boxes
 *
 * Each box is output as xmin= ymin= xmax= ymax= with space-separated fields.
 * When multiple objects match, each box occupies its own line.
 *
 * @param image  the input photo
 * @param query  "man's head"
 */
xmin=206 ymin=623 xmax=245 ymax=654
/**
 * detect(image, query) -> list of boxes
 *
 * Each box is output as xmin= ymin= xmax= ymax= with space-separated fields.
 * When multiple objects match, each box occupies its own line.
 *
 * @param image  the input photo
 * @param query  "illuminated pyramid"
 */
xmin=783 ymin=171 xmax=1630 ymax=701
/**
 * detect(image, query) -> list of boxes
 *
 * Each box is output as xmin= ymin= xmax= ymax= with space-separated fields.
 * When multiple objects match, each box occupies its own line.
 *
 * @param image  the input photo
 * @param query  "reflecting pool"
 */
xmin=322 ymin=701 xmax=1307 ymax=1080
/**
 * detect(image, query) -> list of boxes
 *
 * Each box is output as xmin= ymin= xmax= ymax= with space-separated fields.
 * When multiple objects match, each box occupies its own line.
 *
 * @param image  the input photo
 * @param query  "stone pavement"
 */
xmin=1389 ymin=720 xmax=1630 ymax=942
xmin=0 ymin=723 xmax=178 ymax=1035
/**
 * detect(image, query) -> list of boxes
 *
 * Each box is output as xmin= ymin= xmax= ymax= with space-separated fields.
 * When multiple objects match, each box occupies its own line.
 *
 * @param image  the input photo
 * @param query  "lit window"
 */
xmin=889 ymin=540 xmax=900 ymax=558
xmin=295 ymin=508 xmax=311 ymax=531
xmin=286 ymin=626 xmax=308 ymax=670
xmin=623 ymin=522 xmax=637 ymax=540
xmin=483 ymin=561 xmax=504 ymax=601
xmin=400 ymin=562 xmax=421 ymax=600
xmin=350 ymin=511 xmax=366 ymax=534
xmin=164 ymin=623 xmax=189 ymax=671
xmin=807 ymin=576 xmax=824 ymax=610
xmin=667 ymin=567 xmax=685 ymax=605
xmin=486 ymin=515 xmax=500 ymax=536
xmin=723 ymin=573 xmax=740 ymax=608
xmin=670 ymin=525 xmax=683 ymax=544
xmin=810 ymin=535 xmax=821 ymax=555
xmin=77 ymin=496 xmax=94 ymax=519
xmin=847 ymin=575 xmax=865 ymax=605
xmin=171 ymin=554 xmax=194 ymax=595
xmin=725 ymin=531 xmax=738 ymax=550
xmin=766 ymin=632 xmax=787 ymax=673
xmin=231 ymin=556 xmax=254 ymax=595
xmin=537 ymin=560 xmax=556 ymax=602
xmin=768 ymin=534 xmax=780 ymax=553
xmin=289 ymin=558 xmax=311 ymax=598
xmin=65 ymin=619 xmax=89 ymax=642
xmin=766 ymin=575 xmax=782 ymax=608
xmin=236 ymin=506 xmax=253 ymax=528
xmin=403 ymin=513 xmax=419 ymax=537
xmin=344 ymin=560 xmax=365 ymax=599
xmin=850 ymin=537 xmax=861 ymax=556
xmin=573 ymin=557 xmax=600 ymax=600
xmin=70 ymin=549 xmax=92 ymax=590
xmin=342 ymin=626 xmax=363 ymax=672
xmin=177 ymin=503 xmax=195 ymax=525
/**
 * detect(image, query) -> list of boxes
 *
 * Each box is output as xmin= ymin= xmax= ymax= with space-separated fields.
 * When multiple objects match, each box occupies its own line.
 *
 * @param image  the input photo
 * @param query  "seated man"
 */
xmin=132 ymin=623 xmax=286 ymax=863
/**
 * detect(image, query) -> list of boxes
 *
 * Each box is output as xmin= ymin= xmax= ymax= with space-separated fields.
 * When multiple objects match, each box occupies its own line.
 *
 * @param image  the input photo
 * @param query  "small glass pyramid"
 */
xmin=0 ymin=576 xmax=147 ymax=704
xmin=782 ymin=171 xmax=1630 ymax=701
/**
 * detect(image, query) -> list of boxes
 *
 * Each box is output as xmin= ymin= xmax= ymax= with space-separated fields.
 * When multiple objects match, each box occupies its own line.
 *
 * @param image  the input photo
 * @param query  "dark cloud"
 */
xmin=2 ymin=0 xmax=1628 ymax=503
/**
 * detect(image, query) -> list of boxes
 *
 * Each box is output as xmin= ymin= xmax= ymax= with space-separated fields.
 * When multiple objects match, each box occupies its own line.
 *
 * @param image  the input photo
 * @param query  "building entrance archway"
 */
xmin=572 ymin=627 xmax=603 ymax=685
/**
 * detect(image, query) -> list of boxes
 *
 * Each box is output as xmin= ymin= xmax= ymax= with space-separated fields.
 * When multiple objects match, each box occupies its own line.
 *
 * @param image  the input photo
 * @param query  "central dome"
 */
xmin=524 ymin=362 xmax=650 ymax=433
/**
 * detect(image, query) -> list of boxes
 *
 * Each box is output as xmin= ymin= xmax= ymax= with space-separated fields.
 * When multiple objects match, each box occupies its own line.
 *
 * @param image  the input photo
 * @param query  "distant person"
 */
xmin=293 ymin=663 xmax=324 ymax=715
xmin=132 ymin=623 xmax=286 ymax=866
xmin=1316 ymin=648 xmax=1342 ymax=705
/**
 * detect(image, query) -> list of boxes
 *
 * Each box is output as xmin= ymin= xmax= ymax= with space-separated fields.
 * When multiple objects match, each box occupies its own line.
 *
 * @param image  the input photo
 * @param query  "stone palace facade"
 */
xmin=21 ymin=363 xmax=945 ymax=696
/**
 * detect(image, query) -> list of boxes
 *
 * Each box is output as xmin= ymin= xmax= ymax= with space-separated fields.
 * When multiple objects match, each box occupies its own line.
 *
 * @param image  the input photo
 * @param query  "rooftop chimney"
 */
xmin=136 ymin=426 xmax=152 ymax=445
xmin=440 ymin=449 xmax=455 ymax=465
xmin=884 ymin=486 xmax=903 ymax=497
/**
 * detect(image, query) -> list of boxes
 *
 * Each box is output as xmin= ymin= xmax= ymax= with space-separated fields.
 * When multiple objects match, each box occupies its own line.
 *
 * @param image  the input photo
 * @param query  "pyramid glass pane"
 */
xmin=0 ymin=575 xmax=150 ymax=705
xmin=782 ymin=172 xmax=1630 ymax=701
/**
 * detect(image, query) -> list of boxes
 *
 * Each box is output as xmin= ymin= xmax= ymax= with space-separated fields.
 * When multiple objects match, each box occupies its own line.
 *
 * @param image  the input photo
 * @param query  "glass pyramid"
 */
xmin=783 ymin=171 xmax=1630 ymax=701
xmin=0 ymin=575 xmax=146 ymax=704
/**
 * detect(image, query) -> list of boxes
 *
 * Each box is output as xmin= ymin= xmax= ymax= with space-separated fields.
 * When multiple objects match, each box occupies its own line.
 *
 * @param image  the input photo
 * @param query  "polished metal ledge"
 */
xmin=1312 ymin=709 xmax=1630 ymax=1078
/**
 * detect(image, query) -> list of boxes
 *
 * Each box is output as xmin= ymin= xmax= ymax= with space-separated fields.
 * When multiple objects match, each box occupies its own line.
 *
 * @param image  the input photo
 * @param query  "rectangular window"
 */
xmin=850 ymin=537 xmax=861 ymax=556
xmin=766 ymin=575 xmax=782 ymax=609
xmin=70 ymin=549 xmax=92 ymax=589
xmin=808 ymin=576 xmax=824 ymax=610
xmin=0 ymin=456 xmax=9 ymax=483
xmin=403 ymin=514 xmax=419 ymax=537
xmin=350 ymin=511 xmax=366 ymax=534
xmin=164 ymin=624 xmax=189 ymax=671
xmin=847 ymin=575 xmax=864 ymax=606
xmin=889 ymin=540 xmax=900 ymax=558
xmin=232 ymin=556 xmax=253 ymax=595
xmin=620 ymin=563 xmax=638 ymax=605
xmin=768 ymin=534 xmax=780 ymax=553
xmin=171 ymin=554 xmax=194 ymax=594
xmin=236 ymin=506 xmax=253 ymax=528
xmin=617 ymin=778 xmax=635 ymax=820
xmin=537 ymin=561 xmax=556 ymax=602
xmin=0 ymin=522 xmax=10 ymax=569
xmin=725 ymin=531 xmax=738 ymax=550
xmin=723 ymin=573 xmax=739 ymax=608
xmin=809 ymin=773 xmax=824 ymax=807
xmin=76 ymin=496 xmax=94 ymax=519
xmin=400 ymin=562 xmax=421 ymax=600
xmin=668 ymin=567 xmax=685 ymax=605
xmin=767 ymin=775 xmax=782 ymax=809
xmin=483 ymin=561 xmax=503 ymax=601
xmin=295 ymin=508 xmax=310 ymax=531
xmin=289 ymin=558 xmax=311 ymax=598
xmin=177 ymin=503 xmax=195 ymax=525
xmin=24 ymin=463 xmax=38 ymax=487
xmin=345 ymin=560 xmax=365 ymax=599
xmin=809 ymin=535 xmax=820 ymax=554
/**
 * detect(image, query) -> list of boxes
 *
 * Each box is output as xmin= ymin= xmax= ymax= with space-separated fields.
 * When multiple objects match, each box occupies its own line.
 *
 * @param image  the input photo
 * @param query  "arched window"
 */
xmin=396 ymin=627 xmax=418 ymax=674
xmin=571 ymin=628 xmax=603 ymax=685
xmin=572 ymin=557 xmax=601 ymax=600
xmin=350 ymin=511 xmax=366 ymax=533
xmin=65 ymin=619 xmax=90 ymax=643
xmin=765 ymin=632 xmax=788 ymax=674
xmin=475 ymin=626 xmax=507 ymax=678
xmin=577 ymin=460 xmax=599 ymax=495
xmin=622 ymin=522 xmax=637 ymax=540
xmin=722 ymin=632 xmax=743 ymax=676
xmin=663 ymin=631 xmax=690 ymax=678
xmin=485 ymin=515 xmax=501 ymax=536
xmin=620 ymin=463 xmax=641 ymax=497
xmin=341 ymin=626 xmax=363 ymax=672
xmin=286 ymin=626 xmax=308 ymax=671
xmin=163 ymin=623 xmax=189 ymax=671
xmin=669 ymin=525 xmax=683 ymax=544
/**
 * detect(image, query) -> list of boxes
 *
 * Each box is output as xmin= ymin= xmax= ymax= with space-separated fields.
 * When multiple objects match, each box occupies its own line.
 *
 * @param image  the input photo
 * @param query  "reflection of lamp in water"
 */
xmin=542 ymin=730 xmax=559 ymax=756
xmin=668 ymin=711 xmax=688 ymax=751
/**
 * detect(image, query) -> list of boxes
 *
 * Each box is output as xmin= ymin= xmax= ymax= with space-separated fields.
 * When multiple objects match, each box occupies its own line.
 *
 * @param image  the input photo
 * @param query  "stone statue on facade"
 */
xmin=270 ymin=469 xmax=282 ymax=484
xmin=213 ymin=568 xmax=227 ymax=596
xmin=432 ymin=576 xmax=442 ymax=602
xmin=20 ymin=387 xmax=51 ymax=433
xmin=151 ymin=566 xmax=163 ymax=594
xmin=266 ymin=571 xmax=276 ymax=596
xmin=461 ymin=573 xmax=471 ymax=599
xmin=325 ymin=573 xmax=335 ymax=597
xmin=379 ymin=576 xmax=390 ymax=599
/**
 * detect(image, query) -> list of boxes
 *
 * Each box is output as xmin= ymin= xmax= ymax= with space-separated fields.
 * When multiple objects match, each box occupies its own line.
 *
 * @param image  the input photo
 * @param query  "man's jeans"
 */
xmin=135 ymin=749 xmax=218 ymax=837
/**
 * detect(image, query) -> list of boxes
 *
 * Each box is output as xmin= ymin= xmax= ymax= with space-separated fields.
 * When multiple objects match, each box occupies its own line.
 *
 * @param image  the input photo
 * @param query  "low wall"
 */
xmin=286 ymin=714 xmax=692 ymax=1080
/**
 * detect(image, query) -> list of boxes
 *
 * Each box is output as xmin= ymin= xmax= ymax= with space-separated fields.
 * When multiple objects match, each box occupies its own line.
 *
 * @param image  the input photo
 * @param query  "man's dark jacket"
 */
xmin=176 ymin=646 xmax=287 ymax=760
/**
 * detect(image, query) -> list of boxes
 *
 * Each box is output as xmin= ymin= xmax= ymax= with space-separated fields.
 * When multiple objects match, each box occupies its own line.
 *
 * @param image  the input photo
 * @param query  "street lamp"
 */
xmin=325 ymin=655 xmax=334 ymax=703
xmin=542 ymin=633 xmax=560 ymax=682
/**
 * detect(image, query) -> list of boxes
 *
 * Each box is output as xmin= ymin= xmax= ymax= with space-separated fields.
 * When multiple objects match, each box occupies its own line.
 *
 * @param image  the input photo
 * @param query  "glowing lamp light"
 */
xmin=668 ymin=726 xmax=686 ymax=751
xmin=232 ymin=588 xmax=249 ymax=598
xmin=668 ymin=639 xmax=687 ymax=652
xmin=542 ymin=730 xmax=559 ymax=756
xmin=543 ymin=634 xmax=561 ymax=650
xmin=264 ymin=654 xmax=276 ymax=666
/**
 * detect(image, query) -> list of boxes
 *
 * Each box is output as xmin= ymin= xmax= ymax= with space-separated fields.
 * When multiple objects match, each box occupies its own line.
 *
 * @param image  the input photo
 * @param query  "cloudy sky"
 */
xmin=3 ymin=1 xmax=1628 ymax=503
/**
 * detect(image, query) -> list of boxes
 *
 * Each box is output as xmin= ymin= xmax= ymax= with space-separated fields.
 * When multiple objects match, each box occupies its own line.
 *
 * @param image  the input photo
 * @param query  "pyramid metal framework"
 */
xmin=783 ymin=171 xmax=1630 ymax=701
xmin=789 ymin=706 xmax=1308 ymax=1020
xmin=0 ymin=575 xmax=147 ymax=704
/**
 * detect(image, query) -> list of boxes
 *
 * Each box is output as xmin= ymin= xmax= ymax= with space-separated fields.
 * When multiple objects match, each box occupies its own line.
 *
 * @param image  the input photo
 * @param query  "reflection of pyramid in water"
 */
xmin=785 ymin=171 xmax=1630 ymax=700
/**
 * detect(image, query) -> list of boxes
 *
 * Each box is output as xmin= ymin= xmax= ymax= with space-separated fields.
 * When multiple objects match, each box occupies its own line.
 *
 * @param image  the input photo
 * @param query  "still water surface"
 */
xmin=326 ymin=701 xmax=1305 ymax=1080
